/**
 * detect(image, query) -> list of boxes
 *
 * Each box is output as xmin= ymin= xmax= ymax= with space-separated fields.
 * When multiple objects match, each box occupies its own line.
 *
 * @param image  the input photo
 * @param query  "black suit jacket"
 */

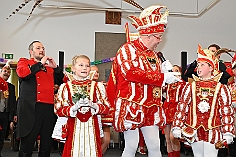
xmin=17 ymin=62 xmax=64 ymax=138
xmin=7 ymin=83 xmax=17 ymax=122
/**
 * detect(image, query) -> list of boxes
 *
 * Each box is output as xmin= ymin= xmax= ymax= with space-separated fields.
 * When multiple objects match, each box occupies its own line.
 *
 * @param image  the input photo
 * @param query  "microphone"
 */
xmin=157 ymin=51 xmax=166 ymax=62
xmin=157 ymin=51 xmax=173 ymax=72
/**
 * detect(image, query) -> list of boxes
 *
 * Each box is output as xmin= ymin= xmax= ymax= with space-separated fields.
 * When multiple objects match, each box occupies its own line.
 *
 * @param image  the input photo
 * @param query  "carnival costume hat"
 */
xmin=197 ymin=44 xmax=217 ymax=69
xmin=128 ymin=5 xmax=169 ymax=34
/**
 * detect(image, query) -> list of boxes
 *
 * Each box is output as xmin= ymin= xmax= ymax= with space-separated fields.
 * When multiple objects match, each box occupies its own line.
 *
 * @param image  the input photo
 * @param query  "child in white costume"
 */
xmin=172 ymin=45 xmax=235 ymax=157
xmin=53 ymin=55 xmax=109 ymax=157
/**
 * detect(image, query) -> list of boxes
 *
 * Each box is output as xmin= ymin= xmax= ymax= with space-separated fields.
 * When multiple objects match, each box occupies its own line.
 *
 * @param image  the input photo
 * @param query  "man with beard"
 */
xmin=16 ymin=41 xmax=64 ymax=157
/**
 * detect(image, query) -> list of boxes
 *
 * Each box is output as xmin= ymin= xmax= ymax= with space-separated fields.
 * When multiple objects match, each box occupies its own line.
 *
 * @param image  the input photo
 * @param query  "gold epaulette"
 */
xmin=228 ymin=76 xmax=234 ymax=85
xmin=213 ymin=73 xmax=223 ymax=82
xmin=65 ymin=72 xmax=74 ymax=81
xmin=192 ymin=74 xmax=200 ymax=81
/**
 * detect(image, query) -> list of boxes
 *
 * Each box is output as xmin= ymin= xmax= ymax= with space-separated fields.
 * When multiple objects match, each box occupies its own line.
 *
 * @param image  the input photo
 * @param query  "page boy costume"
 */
xmin=172 ymin=45 xmax=235 ymax=157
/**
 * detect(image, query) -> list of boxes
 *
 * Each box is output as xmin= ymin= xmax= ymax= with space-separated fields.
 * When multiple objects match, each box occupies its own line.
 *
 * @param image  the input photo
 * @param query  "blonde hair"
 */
xmin=72 ymin=55 xmax=90 ymax=66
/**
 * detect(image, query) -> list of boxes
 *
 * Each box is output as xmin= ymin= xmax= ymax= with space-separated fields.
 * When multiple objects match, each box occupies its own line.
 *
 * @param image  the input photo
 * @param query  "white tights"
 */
xmin=121 ymin=125 xmax=162 ymax=157
xmin=191 ymin=141 xmax=218 ymax=157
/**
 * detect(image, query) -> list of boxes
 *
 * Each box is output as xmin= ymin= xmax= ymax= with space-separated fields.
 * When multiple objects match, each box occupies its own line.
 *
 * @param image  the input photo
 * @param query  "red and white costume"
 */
xmin=54 ymin=79 xmax=109 ymax=157
xmin=172 ymin=77 xmax=234 ymax=142
xmin=228 ymin=81 xmax=236 ymax=134
xmin=228 ymin=55 xmax=236 ymax=134
xmin=108 ymin=37 xmax=166 ymax=131
xmin=100 ymin=83 xmax=113 ymax=127
xmin=163 ymin=81 xmax=185 ymax=124
xmin=101 ymin=111 xmax=113 ymax=127
xmin=106 ymin=5 xmax=171 ymax=157
xmin=172 ymin=45 xmax=235 ymax=157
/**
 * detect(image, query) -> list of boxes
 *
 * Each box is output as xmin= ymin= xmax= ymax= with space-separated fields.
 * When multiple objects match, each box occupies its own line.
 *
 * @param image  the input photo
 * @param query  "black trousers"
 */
xmin=20 ymin=103 xmax=56 ymax=154
xmin=0 ymin=112 xmax=9 ymax=152
xmin=218 ymin=138 xmax=236 ymax=157
xmin=228 ymin=138 xmax=236 ymax=157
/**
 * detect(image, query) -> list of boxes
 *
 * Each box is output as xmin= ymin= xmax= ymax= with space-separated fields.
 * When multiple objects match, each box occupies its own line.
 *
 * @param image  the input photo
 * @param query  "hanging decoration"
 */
xmin=6 ymin=0 xmax=43 ymax=21
xmin=6 ymin=0 xmax=142 ymax=21
xmin=92 ymin=57 xmax=116 ymax=65
xmin=0 ymin=58 xmax=17 ymax=64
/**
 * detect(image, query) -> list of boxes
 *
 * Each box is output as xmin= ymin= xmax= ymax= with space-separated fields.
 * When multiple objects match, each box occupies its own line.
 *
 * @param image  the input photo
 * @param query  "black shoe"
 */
xmin=38 ymin=150 xmax=50 ymax=157
xmin=18 ymin=150 xmax=33 ymax=157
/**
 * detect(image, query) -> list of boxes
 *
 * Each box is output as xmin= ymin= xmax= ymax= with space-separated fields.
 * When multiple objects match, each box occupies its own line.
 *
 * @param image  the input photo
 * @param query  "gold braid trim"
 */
xmin=208 ymin=83 xmax=221 ymax=129
xmin=3 ymin=91 xmax=9 ymax=99
xmin=192 ymin=81 xmax=197 ymax=127
xmin=90 ymin=81 xmax=96 ymax=101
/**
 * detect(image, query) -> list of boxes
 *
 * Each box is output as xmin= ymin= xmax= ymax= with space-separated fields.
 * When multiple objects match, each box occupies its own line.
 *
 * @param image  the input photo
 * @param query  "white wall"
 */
xmin=0 ymin=0 xmax=235 ymax=66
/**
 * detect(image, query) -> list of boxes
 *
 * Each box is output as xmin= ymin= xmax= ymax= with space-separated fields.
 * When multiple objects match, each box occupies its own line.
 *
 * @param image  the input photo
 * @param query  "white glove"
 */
xmin=83 ymin=98 xmax=98 ymax=110
xmin=71 ymin=98 xmax=84 ymax=111
xmin=161 ymin=60 xmax=173 ymax=73
xmin=172 ymin=128 xmax=182 ymax=138
xmin=164 ymin=72 xmax=182 ymax=84
xmin=89 ymin=102 xmax=98 ymax=110
xmin=83 ymin=98 xmax=90 ymax=106
xmin=223 ymin=134 xmax=234 ymax=144
xmin=232 ymin=102 xmax=236 ymax=108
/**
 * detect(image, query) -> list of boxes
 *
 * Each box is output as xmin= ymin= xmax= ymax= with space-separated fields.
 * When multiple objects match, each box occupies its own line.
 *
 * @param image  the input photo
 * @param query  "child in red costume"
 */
xmin=54 ymin=55 xmax=110 ymax=157
xmin=172 ymin=45 xmax=235 ymax=157
xmin=163 ymin=65 xmax=185 ymax=157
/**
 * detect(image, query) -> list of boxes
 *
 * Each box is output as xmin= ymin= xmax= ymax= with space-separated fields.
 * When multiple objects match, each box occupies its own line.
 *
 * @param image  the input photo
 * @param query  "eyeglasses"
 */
xmin=152 ymin=34 xmax=162 ymax=40
xmin=1 ymin=69 xmax=10 ymax=74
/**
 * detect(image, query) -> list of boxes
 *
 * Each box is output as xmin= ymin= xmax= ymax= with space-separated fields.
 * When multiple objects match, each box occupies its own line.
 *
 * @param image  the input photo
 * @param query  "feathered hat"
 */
xmin=197 ymin=44 xmax=217 ymax=69
xmin=128 ymin=5 xmax=169 ymax=34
